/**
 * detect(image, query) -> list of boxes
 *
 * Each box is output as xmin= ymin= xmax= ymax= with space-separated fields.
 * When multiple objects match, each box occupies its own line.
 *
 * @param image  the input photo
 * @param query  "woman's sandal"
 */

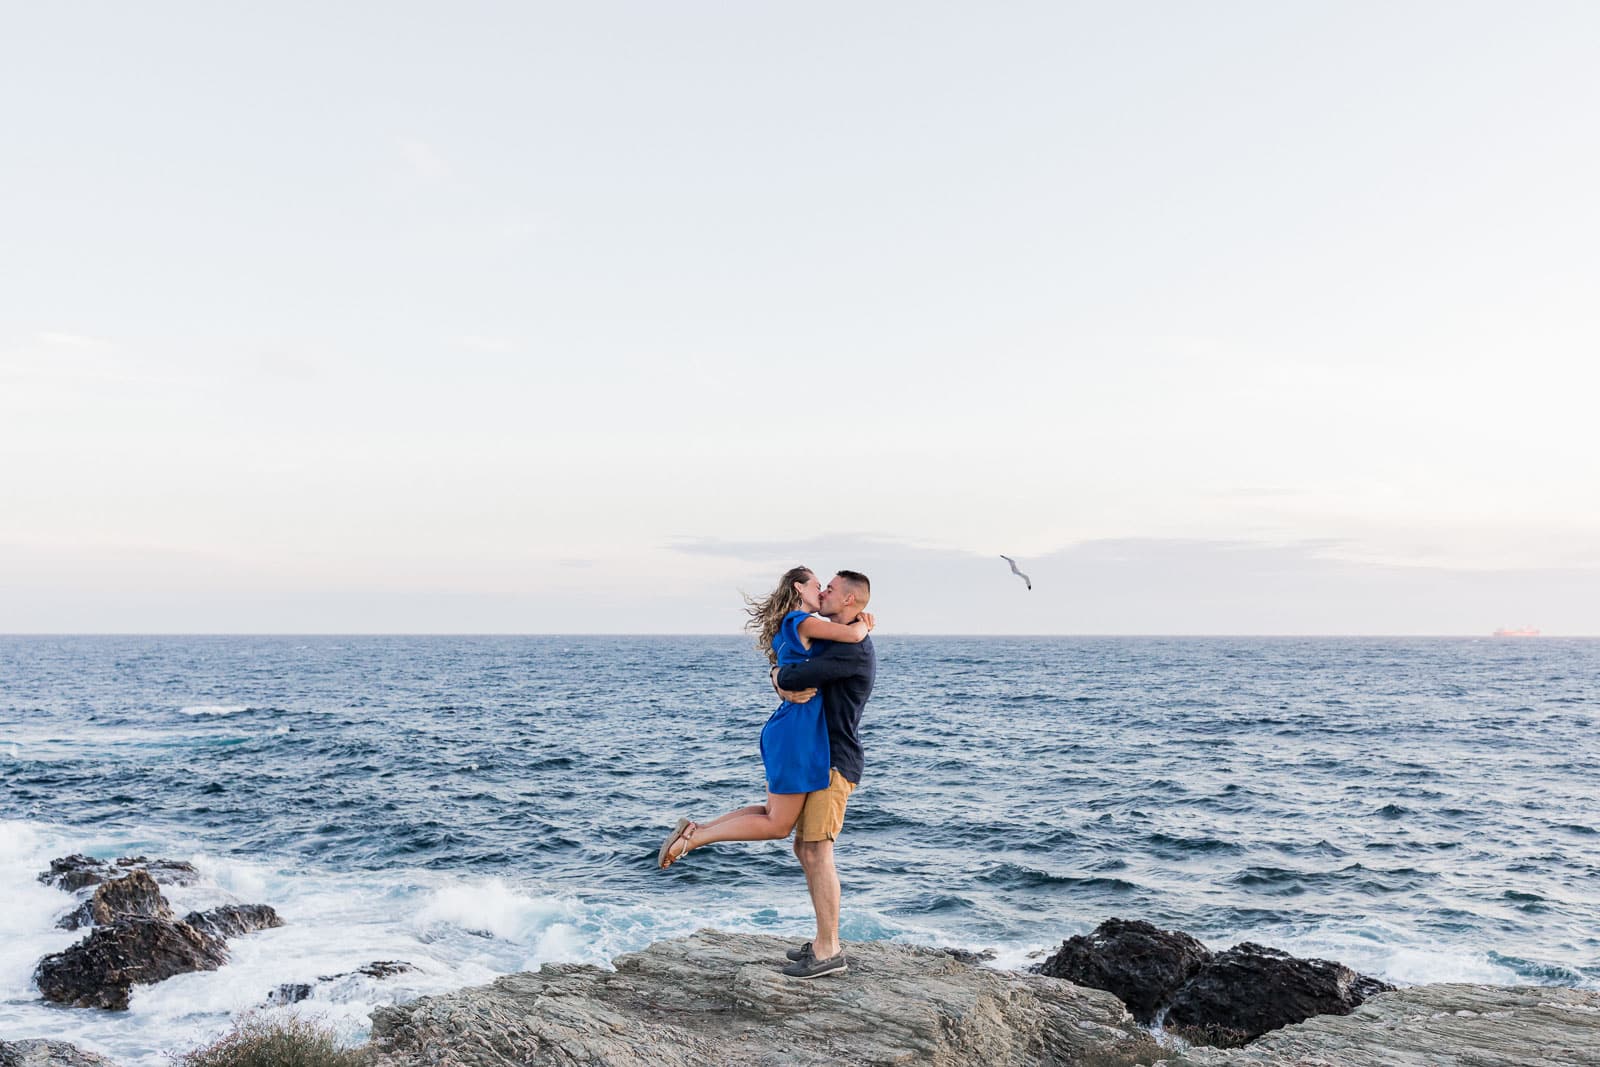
xmin=657 ymin=818 xmax=696 ymax=869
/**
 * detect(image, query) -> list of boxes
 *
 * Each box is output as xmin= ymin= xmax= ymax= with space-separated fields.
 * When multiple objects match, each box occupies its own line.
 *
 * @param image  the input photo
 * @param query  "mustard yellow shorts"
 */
xmin=796 ymin=769 xmax=857 ymax=843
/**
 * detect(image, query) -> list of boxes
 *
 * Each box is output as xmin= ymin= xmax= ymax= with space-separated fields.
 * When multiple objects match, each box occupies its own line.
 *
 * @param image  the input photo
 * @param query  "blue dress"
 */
xmin=759 ymin=610 xmax=833 ymax=794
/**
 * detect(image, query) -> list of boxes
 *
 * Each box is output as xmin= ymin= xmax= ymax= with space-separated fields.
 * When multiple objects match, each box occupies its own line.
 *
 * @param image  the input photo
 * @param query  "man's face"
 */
xmin=819 ymin=575 xmax=852 ymax=616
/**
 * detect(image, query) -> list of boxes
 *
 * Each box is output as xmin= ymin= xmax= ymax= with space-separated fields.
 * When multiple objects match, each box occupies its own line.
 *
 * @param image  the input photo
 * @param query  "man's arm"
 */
xmin=776 ymin=641 xmax=868 ymax=690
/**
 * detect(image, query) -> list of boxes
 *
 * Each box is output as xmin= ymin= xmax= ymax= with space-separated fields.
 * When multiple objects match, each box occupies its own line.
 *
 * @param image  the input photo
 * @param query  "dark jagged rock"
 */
xmin=33 ymin=855 xmax=286 ymax=1012
xmin=268 ymin=982 xmax=313 ymax=1005
xmin=265 ymin=959 xmax=416 ymax=1007
xmin=38 ymin=855 xmax=198 ymax=893
xmin=113 ymin=856 xmax=200 ymax=886
xmin=34 ymin=918 xmax=228 ymax=1010
xmin=1165 ymin=940 xmax=1395 ymax=1042
xmin=1036 ymin=917 xmax=1212 ymax=1022
xmin=0 ymin=1039 xmax=119 ymax=1067
xmin=57 ymin=871 xmax=175 ymax=931
xmin=37 ymin=855 xmax=114 ymax=893
xmin=181 ymin=904 xmax=283 ymax=940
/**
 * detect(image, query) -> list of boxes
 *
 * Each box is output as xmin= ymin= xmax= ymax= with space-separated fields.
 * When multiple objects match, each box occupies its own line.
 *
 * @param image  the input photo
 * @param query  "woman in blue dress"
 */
xmin=658 ymin=565 xmax=873 ymax=868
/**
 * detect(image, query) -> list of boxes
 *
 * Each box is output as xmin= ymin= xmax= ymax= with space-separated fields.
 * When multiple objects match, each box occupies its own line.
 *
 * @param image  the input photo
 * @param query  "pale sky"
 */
xmin=3 ymin=3 xmax=1597 ymax=634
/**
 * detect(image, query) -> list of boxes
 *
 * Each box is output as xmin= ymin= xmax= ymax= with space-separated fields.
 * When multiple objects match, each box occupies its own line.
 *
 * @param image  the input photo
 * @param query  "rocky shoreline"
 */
xmin=364 ymin=929 xmax=1600 ymax=1067
xmin=13 ymin=855 xmax=1600 ymax=1066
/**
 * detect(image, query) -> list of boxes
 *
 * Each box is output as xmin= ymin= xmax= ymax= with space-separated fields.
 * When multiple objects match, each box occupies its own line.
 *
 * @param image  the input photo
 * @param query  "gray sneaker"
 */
xmin=781 ymin=949 xmax=848 ymax=979
xmin=784 ymin=941 xmax=813 ymax=962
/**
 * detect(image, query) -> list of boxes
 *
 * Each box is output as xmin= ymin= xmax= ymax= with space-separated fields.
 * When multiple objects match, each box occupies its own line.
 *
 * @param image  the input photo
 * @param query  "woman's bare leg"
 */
xmin=674 ymin=793 xmax=806 ymax=859
xmin=694 ymin=803 xmax=768 ymax=832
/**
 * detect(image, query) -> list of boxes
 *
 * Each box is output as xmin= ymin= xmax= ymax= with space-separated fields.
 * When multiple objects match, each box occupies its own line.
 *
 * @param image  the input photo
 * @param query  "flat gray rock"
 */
xmin=1153 ymin=982 xmax=1600 ymax=1066
xmin=369 ymin=928 xmax=1161 ymax=1066
xmin=0 ymin=1040 xmax=119 ymax=1067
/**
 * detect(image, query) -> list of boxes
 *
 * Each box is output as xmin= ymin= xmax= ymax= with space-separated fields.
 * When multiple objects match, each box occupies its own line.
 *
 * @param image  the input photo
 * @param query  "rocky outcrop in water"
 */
xmin=1152 ymin=982 xmax=1600 ymax=1066
xmin=182 ymin=904 xmax=283 ymax=940
xmin=1037 ymin=918 xmax=1392 ymax=1042
xmin=57 ymin=871 xmax=175 ymax=931
xmin=368 ymin=929 xmax=1161 ymax=1066
xmin=32 ymin=855 xmax=281 ymax=1012
xmin=0 ymin=1041 xmax=118 ymax=1067
xmin=34 ymin=917 xmax=229 ymax=1010
xmin=1037 ymin=917 xmax=1211 ymax=1022
xmin=38 ymin=855 xmax=198 ymax=892
xmin=268 ymin=959 xmax=417 ymax=1006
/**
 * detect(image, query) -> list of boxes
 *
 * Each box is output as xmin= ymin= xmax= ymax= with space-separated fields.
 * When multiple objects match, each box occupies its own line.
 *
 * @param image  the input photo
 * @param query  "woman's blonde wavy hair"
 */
xmin=744 ymin=565 xmax=814 ymax=665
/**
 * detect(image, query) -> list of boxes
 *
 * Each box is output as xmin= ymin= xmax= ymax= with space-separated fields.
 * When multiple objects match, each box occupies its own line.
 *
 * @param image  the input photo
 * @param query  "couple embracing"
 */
xmin=657 ymin=566 xmax=876 ymax=980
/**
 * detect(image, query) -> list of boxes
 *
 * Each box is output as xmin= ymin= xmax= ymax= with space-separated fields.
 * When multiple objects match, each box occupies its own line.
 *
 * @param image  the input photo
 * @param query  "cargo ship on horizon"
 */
xmin=1492 ymin=626 xmax=1541 ymax=637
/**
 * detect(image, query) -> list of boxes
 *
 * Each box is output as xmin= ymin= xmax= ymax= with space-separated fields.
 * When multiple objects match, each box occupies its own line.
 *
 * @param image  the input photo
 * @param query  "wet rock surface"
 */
xmin=1165 ymin=941 xmax=1393 ymax=1044
xmin=1038 ymin=917 xmax=1212 ymax=1022
xmin=369 ymin=928 xmax=1161 ymax=1067
xmin=268 ymin=981 xmax=314 ymax=1006
xmin=181 ymin=904 xmax=283 ymax=940
xmin=34 ymin=918 xmax=229 ymax=1010
xmin=1153 ymin=982 xmax=1600 ymax=1066
xmin=32 ymin=855 xmax=282 ymax=1012
xmin=1038 ymin=919 xmax=1391 ymax=1042
xmin=38 ymin=855 xmax=198 ymax=892
xmin=56 ymin=871 xmax=175 ymax=931
xmin=267 ymin=959 xmax=416 ymax=1006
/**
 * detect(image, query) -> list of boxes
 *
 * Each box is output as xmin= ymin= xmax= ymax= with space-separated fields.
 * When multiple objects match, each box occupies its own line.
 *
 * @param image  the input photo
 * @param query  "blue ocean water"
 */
xmin=3 ymin=635 xmax=1598 ymax=1063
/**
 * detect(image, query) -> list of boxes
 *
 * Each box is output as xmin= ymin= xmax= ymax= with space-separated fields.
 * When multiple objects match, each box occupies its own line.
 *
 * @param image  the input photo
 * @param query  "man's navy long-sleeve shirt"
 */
xmin=776 ymin=637 xmax=876 ymax=785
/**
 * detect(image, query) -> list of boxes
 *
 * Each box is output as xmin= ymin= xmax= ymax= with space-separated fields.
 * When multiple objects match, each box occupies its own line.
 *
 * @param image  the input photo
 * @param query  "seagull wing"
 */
xmin=1000 ymin=555 xmax=1033 ymax=590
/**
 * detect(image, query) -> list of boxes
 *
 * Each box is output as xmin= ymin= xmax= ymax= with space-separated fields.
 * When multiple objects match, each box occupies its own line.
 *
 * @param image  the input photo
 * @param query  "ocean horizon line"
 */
xmin=2 ymin=631 xmax=1595 ymax=640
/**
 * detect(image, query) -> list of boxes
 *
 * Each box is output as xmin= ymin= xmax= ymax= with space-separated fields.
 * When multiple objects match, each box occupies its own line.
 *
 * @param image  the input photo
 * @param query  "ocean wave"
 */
xmin=1144 ymin=832 xmax=1243 ymax=856
xmin=178 ymin=705 xmax=251 ymax=717
xmin=974 ymin=863 xmax=1142 ymax=894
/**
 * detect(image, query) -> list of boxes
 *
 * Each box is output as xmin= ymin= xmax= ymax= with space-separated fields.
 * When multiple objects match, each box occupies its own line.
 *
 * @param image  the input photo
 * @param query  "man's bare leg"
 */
xmin=795 ymin=838 xmax=841 ymax=959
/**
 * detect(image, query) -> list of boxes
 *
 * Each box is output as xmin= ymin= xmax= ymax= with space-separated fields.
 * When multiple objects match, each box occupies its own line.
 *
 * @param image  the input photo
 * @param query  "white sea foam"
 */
xmin=1241 ymin=923 xmax=1532 ymax=988
xmin=178 ymin=705 xmax=250 ymax=717
xmin=1381 ymin=947 xmax=1525 ymax=986
xmin=7 ymin=817 xmax=1589 ymax=1066
xmin=0 ymin=819 xmax=820 ymax=1065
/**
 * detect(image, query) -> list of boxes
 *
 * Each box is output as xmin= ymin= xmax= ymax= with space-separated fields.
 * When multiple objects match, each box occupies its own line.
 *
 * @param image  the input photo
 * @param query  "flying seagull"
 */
xmin=1000 ymin=555 xmax=1032 ymax=590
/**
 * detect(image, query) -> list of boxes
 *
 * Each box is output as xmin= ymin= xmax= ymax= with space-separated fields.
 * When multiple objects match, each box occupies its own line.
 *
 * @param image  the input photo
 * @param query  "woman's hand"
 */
xmin=855 ymin=612 xmax=875 ymax=632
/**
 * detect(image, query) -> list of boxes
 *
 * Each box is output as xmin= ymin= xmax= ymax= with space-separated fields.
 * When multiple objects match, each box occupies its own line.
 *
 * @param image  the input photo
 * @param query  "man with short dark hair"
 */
xmin=770 ymin=569 xmax=875 ymax=979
